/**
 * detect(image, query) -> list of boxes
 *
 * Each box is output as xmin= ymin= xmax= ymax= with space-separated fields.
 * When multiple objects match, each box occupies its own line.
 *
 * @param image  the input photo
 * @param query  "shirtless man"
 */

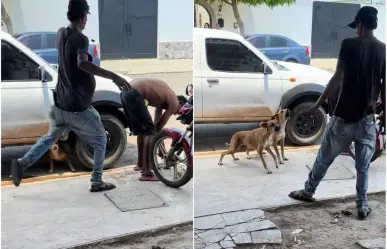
xmin=121 ymin=78 xmax=187 ymax=181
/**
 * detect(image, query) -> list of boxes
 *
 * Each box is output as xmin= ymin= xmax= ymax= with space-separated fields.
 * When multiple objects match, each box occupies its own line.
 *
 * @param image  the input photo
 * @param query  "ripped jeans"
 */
xmin=18 ymin=105 xmax=107 ymax=185
xmin=304 ymin=114 xmax=376 ymax=210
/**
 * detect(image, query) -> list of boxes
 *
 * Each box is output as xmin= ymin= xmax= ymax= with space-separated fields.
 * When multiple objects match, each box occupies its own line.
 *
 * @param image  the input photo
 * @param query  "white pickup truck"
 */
xmin=194 ymin=28 xmax=333 ymax=145
xmin=1 ymin=31 xmax=130 ymax=169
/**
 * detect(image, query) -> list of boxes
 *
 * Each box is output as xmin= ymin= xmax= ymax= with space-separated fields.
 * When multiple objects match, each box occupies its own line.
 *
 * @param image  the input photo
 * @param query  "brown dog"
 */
xmin=270 ymin=109 xmax=291 ymax=164
xmin=218 ymin=119 xmax=281 ymax=174
xmin=48 ymin=142 xmax=76 ymax=173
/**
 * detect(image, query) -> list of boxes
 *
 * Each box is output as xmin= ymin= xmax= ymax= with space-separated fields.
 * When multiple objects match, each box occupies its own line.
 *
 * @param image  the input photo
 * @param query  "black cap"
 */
xmin=348 ymin=6 xmax=378 ymax=29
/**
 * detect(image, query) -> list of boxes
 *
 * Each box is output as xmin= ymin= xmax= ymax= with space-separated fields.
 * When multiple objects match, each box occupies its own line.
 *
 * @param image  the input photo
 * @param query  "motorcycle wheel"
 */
xmin=149 ymin=130 xmax=193 ymax=188
xmin=348 ymin=142 xmax=383 ymax=163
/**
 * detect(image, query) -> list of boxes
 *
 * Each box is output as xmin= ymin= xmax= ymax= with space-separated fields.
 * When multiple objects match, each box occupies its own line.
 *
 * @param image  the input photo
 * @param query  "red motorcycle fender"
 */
xmin=162 ymin=128 xmax=193 ymax=168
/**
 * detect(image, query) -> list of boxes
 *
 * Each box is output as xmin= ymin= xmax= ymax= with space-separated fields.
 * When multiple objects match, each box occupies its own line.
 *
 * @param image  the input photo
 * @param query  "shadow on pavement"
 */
xmin=1 ymin=143 xmax=138 ymax=181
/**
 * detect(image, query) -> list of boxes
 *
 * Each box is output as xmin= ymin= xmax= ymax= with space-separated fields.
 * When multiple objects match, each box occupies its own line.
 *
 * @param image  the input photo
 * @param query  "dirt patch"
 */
xmin=76 ymin=223 xmax=193 ymax=249
xmin=239 ymin=193 xmax=386 ymax=249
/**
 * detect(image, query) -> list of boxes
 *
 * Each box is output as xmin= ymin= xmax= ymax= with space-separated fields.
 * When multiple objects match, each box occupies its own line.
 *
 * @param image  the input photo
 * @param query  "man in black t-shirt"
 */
xmin=11 ymin=0 xmax=132 ymax=192
xmin=288 ymin=6 xmax=385 ymax=220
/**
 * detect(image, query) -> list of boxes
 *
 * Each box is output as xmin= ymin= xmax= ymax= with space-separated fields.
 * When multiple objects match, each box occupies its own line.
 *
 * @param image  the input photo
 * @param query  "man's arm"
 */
xmin=154 ymin=108 xmax=163 ymax=126
xmin=155 ymin=109 xmax=174 ymax=132
xmin=381 ymin=64 xmax=386 ymax=114
xmin=312 ymin=40 xmax=347 ymax=110
xmin=76 ymin=35 xmax=131 ymax=91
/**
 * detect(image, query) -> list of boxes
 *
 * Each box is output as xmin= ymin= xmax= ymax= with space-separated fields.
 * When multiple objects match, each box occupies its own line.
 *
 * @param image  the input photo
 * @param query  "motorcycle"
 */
xmin=348 ymin=99 xmax=385 ymax=162
xmin=149 ymin=84 xmax=193 ymax=188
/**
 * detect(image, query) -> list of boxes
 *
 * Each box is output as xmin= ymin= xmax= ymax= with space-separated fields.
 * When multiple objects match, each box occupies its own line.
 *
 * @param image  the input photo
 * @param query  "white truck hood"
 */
xmin=274 ymin=60 xmax=333 ymax=86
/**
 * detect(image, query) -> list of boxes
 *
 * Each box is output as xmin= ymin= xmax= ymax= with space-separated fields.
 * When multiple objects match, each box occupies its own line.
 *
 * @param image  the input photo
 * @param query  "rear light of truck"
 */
xmin=305 ymin=46 xmax=310 ymax=56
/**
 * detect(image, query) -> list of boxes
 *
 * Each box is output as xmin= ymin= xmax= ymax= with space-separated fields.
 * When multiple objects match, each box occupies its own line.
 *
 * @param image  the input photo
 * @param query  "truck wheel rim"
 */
xmin=294 ymin=113 xmax=321 ymax=138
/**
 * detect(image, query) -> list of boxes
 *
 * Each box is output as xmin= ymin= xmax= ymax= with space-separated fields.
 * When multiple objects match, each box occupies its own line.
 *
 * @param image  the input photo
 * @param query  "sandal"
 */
xmin=139 ymin=172 xmax=159 ymax=181
xmin=358 ymin=207 xmax=372 ymax=220
xmin=288 ymin=190 xmax=315 ymax=202
xmin=90 ymin=181 xmax=116 ymax=192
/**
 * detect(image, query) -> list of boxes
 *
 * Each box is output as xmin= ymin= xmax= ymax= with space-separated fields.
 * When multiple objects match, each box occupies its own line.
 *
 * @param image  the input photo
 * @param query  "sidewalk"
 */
xmin=194 ymin=149 xmax=385 ymax=217
xmin=311 ymin=58 xmax=337 ymax=72
xmin=101 ymin=59 xmax=192 ymax=75
xmin=1 ymin=169 xmax=193 ymax=249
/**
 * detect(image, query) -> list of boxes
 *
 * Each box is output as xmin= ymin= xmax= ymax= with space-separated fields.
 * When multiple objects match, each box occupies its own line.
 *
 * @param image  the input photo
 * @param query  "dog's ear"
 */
xmin=271 ymin=114 xmax=279 ymax=120
xmin=261 ymin=122 xmax=268 ymax=128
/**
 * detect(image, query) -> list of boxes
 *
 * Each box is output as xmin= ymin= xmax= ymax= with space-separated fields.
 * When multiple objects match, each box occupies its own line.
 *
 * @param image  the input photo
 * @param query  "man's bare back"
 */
xmin=130 ymin=78 xmax=178 ymax=112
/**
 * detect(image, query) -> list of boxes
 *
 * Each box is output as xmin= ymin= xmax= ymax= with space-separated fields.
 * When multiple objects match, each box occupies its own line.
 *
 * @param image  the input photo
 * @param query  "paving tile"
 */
xmin=251 ymin=230 xmax=282 ymax=244
xmin=195 ymin=215 xmax=225 ymax=230
xmin=198 ymin=229 xmax=227 ymax=244
xmin=222 ymin=209 xmax=265 ymax=226
xmin=224 ymin=220 xmax=276 ymax=233
xmin=357 ymin=237 xmax=386 ymax=249
xmin=233 ymin=233 xmax=252 ymax=244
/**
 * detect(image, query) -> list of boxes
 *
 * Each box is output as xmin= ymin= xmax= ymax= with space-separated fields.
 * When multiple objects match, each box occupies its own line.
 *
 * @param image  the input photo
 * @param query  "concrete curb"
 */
xmin=194 ymin=145 xmax=320 ymax=157
xmin=61 ymin=220 xmax=193 ymax=249
xmin=194 ymin=191 xmax=385 ymax=218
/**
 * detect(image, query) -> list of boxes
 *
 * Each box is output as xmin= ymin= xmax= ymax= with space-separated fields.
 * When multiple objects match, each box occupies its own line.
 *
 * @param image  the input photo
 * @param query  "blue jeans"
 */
xmin=18 ymin=105 xmax=107 ymax=185
xmin=304 ymin=114 xmax=376 ymax=210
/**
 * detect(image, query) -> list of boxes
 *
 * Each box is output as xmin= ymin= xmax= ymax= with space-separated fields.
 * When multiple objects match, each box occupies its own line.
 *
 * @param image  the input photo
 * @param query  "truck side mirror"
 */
xmin=262 ymin=61 xmax=268 ymax=75
xmin=38 ymin=65 xmax=47 ymax=82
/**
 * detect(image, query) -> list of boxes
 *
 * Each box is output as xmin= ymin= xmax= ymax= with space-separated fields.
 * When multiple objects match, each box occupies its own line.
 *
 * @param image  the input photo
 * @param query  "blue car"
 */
xmin=245 ymin=34 xmax=311 ymax=65
xmin=14 ymin=31 xmax=101 ymax=66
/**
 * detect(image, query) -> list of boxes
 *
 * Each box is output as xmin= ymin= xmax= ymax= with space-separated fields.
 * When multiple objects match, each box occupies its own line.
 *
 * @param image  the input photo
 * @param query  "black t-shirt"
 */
xmin=334 ymin=37 xmax=386 ymax=123
xmin=55 ymin=27 xmax=96 ymax=112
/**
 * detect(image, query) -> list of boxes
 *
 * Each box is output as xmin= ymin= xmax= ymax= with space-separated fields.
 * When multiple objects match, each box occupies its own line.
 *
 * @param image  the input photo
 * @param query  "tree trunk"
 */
xmin=1 ymin=2 xmax=13 ymax=34
xmin=196 ymin=0 xmax=217 ymax=29
xmin=231 ymin=0 xmax=245 ymax=36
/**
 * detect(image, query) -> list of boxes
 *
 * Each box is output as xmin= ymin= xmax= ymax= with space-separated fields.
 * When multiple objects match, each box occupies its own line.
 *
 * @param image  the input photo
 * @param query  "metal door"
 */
xmin=98 ymin=0 xmax=128 ymax=59
xmin=127 ymin=0 xmax=158 ymax=58
xmin=311 ymin=1 xmax=360 ymax=58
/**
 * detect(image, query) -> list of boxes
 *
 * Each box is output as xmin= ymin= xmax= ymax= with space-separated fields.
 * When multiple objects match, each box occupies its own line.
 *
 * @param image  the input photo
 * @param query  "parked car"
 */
xmin=194 ymin=28 xmax=332 ymax=146
xmin=1 ymin=31 xmax=127 ymax=170
xmin=245 ymin=34 xmax=311 ymax=65
xmin=14 ymin=31 xmax=101 ymax=66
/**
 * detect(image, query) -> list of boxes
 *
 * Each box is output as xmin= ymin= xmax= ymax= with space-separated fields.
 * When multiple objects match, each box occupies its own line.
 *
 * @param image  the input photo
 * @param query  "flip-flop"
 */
xmin=139 ymin=174 xmax=159 ymax=181
xmin=134 ymin=166 xmax=143 ymax=171
xmin=288 ymin=190 xmax=315 ymax=202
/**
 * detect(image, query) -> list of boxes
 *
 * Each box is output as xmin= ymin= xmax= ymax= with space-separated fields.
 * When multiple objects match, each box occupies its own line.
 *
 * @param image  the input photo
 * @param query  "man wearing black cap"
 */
xmin=289 ymin=6 xmax=385 ymax=220
xmin=11 ymin=0 xmax=132 ymax=192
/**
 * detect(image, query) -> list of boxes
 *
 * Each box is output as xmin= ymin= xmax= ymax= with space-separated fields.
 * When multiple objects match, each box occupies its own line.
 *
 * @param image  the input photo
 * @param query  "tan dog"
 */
xmin=270 ymin=109 xmax=291 ymax=164
xmin=48 ymin=142 xmax=76 ymax=173
xmin=218 ymin=120 xmax=281 ymax=174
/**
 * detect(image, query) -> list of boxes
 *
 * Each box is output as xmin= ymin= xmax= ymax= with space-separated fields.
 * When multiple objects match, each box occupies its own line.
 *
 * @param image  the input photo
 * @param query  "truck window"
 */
xmin=1 ymin=41 xmax=40 ymax=81
xmin=205 ymin=38 xmax=264 ymax=73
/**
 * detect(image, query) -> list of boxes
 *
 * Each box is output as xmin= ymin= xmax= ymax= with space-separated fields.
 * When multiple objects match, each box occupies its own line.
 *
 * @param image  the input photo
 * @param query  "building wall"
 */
xmin=158 ymin=0 xmax=193 ymax=59
xmin=205 ymin=0 xmax=385 ymax=46
xmin=2 ymin=0 xmax=193 ymax=60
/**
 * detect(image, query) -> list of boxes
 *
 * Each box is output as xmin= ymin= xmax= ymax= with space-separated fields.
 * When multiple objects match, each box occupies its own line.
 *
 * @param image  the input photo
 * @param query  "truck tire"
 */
xmin=286 ymin=102 xmax=327 ymax=146
xmin=75 ymin=113 xmax=127 ymax=170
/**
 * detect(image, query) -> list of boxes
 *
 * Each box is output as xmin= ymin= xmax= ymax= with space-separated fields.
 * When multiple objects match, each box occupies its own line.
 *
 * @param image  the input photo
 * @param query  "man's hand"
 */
xmin=112 ymin=74 xmax=132 ymax=91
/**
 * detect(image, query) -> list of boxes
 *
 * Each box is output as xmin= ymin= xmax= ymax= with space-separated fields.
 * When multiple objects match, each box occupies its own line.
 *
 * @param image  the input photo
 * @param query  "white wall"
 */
xmin=216 ymin=1 xmax=385 ymax=45
xmin=158 ymin=0 xmax=193 ymax=42
xmin=3 ymin=0 xmax=194 ymax=43
xmin=2 ymin=0 xmax=100 ymax=40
